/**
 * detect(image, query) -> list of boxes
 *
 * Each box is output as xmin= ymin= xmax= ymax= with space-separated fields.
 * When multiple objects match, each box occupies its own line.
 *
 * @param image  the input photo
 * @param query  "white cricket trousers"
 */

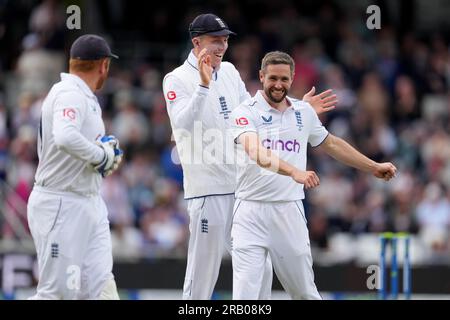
xmin=27 ymin=186 xmax=116 ymax=299
xmin=232 ymin=199 xmax=321 ymax=300
xmin=183 ymin=194 xmax=273 ymax=300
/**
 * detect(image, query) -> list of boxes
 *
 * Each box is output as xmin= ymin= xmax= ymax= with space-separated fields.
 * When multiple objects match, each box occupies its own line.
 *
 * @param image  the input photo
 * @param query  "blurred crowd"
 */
xmin=0 ymin=0 xmax=449 ymax=263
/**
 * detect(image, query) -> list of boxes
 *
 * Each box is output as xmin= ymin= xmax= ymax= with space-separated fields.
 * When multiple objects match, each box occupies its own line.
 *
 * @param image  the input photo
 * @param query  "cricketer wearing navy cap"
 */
xmin=163 ymin=12 xmax=274 ymax=300
xmin=187 ymin=13 xmax=238 ymax=73
xmin=70 ymin=34 xmax=119 ymax=60
xmin=27 ymin=33 xmax=122 ymax=299
xmin=67 ymin=34 xmax=118 ymax=91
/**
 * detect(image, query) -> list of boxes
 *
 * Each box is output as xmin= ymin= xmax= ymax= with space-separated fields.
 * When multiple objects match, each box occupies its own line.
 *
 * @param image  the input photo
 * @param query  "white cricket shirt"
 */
xmin=163 ymin=51 xmax=250 ymax=199
xmin=231 ymin=91 xmax=329 ymax=201
xmin=34 ymin=73 xmax=106 ymax=196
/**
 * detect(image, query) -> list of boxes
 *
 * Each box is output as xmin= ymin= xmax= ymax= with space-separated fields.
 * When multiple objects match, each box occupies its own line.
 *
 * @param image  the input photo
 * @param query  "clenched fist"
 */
xmin=291 ymin=169 xmax=320 ymax=189
xmin=373 ymin=162 xmax=397 ymax=181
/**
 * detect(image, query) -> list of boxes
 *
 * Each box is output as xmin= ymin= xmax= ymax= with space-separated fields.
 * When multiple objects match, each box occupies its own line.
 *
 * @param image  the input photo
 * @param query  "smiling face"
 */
xmin=192 ymin=35 xmax=229 ymax=69
xmin=259 ymin=64 xmax=294 ymax=104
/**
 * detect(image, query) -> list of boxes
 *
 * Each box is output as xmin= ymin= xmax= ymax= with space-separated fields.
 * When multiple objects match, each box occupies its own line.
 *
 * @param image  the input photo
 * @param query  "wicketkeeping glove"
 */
xmin=92 ymin=135 xmax=119 ymax=177
xmin=103 ymin=139 xmax=123 ymax=177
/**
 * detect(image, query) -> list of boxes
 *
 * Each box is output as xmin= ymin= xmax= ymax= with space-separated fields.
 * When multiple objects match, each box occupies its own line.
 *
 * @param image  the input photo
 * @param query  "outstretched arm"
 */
xmin=319 ymin=134 xmax=397 ymax=181
xmin=303 ymin=86 xmax=338 ymax=115
xmin=238 ymin=132 xmax=320 ymax=189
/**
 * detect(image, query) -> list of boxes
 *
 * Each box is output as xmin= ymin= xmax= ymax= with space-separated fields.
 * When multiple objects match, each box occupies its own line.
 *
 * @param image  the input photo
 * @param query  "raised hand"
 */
xmin=303 ymin=86 xmax=338 ymax=115
xmin=198 ymin=48 xmax=213 ymax=87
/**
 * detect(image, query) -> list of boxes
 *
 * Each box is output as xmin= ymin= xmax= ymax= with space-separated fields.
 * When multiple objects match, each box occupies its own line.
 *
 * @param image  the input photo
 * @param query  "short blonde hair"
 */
xmin=69 ymin=58 xmax=105 ymax=73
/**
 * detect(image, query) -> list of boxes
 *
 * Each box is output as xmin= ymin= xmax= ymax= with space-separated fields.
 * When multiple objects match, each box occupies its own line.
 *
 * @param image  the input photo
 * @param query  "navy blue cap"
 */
xmin=189 ymin=13 xmax=236 ymax=38
xmin=70 ymin=34 xmax=119 ymax=60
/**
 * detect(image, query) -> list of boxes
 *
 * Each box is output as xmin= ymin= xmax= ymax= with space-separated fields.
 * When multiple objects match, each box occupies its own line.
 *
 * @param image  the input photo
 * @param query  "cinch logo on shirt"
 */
xmin=262 ymin=139 xmax=300 ymax=153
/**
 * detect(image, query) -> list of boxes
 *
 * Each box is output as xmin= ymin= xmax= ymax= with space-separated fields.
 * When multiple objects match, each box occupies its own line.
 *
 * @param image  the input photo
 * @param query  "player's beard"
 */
xmin=266 ymin=87 xmax=287 ymax=103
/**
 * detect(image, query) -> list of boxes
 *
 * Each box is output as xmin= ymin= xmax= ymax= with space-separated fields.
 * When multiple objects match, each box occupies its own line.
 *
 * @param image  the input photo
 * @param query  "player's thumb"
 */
xmin=305 ymin=86 xmax=315 ymax=97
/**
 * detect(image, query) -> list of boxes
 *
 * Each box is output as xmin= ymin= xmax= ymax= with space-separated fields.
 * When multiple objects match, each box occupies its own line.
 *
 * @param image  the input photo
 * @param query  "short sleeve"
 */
xmin=230 ymin=104 xmax=258 ymax=143
xmin=307 ymin=108 xmax=329 ymax=147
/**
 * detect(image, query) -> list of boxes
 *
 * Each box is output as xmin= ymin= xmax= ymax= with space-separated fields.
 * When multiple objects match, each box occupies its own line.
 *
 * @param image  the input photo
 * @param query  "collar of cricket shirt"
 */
xmin=60 ymin=73 xmax=96 ymax=99
xmin=187 ymin=50 xmax=218 ymax=81
xmin=255 ymin=90 xmax=295 ymax=113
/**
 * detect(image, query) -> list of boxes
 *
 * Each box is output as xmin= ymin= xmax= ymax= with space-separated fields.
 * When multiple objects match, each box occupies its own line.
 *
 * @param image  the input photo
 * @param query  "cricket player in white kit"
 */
xmin=27 ymin=35 xmax=123 ymax=300
xmin=163 ymin=15 xmax=337 ymax=300
xmin=231 ymin=51 xmax=397 ymax=300
xmin=162 ymin=13 xmax=273 ymax=300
